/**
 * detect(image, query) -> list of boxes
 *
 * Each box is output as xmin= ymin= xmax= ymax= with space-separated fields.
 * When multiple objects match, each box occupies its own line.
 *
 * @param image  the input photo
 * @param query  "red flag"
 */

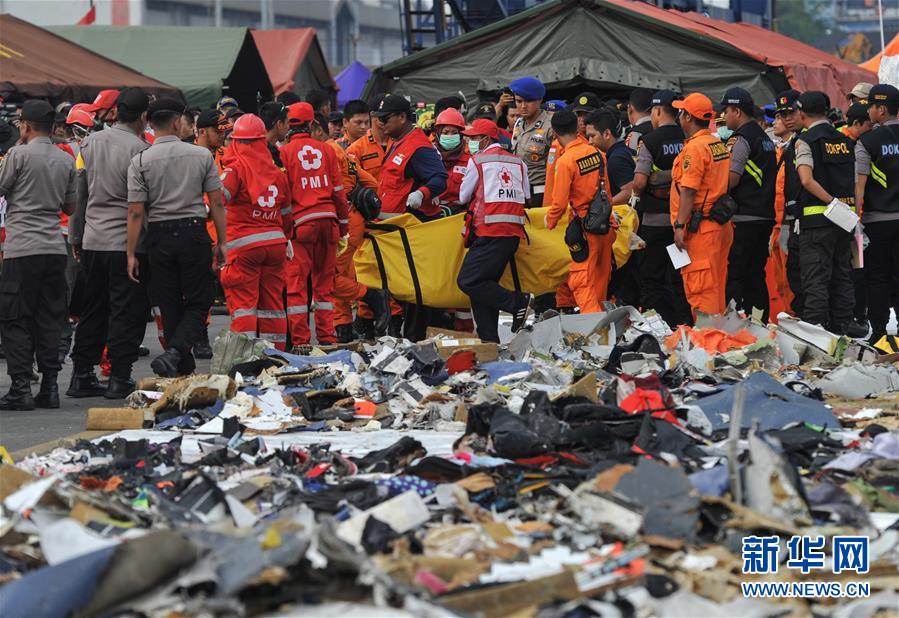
xmin=77 ymin=1 xmax=96 ymax=25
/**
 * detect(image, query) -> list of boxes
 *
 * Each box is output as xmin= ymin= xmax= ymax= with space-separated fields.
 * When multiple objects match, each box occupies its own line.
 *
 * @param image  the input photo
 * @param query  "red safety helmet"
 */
xmin=66 ymin=107 xmax=95 ymax=127
xmin=231 ymin=113 xmax=267 ymax=140
xmin=434 ymin=107 xmax=465 ymax=129
xmin=287 ymin=102 xmax=314 ymax=124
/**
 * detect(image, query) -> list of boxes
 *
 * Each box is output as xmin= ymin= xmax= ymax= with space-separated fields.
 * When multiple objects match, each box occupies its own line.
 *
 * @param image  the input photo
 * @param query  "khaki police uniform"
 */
xmin=512 ymin=110 xmax=553 ymax=207
xmin=127 ymin=135 xmax=222 ymax=375
xmin=0 ymin=136 xmax=76 ymax=382
xmin=70 ymin=123 xmax=152 ymax=387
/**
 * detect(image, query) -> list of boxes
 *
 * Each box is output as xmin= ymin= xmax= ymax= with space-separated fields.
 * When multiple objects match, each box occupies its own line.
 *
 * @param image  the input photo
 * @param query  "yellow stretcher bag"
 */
xmin=353 ymin=206 xmax=639 ymax=310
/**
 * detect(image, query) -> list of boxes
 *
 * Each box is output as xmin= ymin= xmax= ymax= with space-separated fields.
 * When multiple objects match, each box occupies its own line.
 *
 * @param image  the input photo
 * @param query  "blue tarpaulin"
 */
xmin=692 ymin=372 xmax=838 ymax=436
xmin=336 ymin=61 xmax=371 ymax=108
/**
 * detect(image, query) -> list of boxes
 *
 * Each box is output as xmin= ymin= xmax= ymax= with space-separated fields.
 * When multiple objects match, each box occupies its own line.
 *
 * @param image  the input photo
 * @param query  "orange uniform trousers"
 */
xmin=286 ymin=219 xmax=338 ymax=345
xmin=569 ymin=231 xmax=615 ymax=313
xmin=680 ymin=220 xmax=733 ymax=316
xmin=220 ymin=244 xmax=287 ymax=350
xmin=333 ymin=209 xmax=368 ymax=326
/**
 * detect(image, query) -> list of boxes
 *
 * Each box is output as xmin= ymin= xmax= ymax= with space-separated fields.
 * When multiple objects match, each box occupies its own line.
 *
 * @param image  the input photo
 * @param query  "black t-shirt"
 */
xmin=606 ymin=140 xmax=636 ymax=196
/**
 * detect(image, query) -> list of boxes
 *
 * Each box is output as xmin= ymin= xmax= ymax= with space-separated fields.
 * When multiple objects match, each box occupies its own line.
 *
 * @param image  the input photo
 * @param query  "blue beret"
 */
xmin=509 ymin=76 xmax=546 ymax=101
xmin=542 ymin=99 xmax=567 ymax=111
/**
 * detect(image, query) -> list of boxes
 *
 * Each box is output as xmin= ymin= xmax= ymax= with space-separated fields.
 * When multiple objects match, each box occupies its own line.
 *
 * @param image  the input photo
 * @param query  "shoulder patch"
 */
xmin=709 ymin=141 xmax=729 ymax=162
xmin=575 ymin=152 xmax=602 ymax=175
xmin=682 ymin=154 xmax=691 ymax=171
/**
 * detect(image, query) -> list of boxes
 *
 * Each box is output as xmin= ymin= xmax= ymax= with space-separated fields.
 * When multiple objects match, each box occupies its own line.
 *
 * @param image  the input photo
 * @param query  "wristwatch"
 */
xmin=673 ymin=222 xmax=685 ymax=230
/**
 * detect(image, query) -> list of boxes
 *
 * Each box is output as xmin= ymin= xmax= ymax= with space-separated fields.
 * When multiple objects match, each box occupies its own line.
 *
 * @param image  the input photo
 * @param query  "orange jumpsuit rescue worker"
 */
xmin=545 ymin=109 xmax=615 ymax=313
xmin=219 ymin=114 xmax=292 ymax=349
xmin=670 ymin=93 xmax=732 ymax=316
xmin=324 ymin=114 xmax=390 ymax=344
xmin=456 ymin=119 xmax=532 ymax=342
xmin=281 ymin=102 xmax=349 ymax=345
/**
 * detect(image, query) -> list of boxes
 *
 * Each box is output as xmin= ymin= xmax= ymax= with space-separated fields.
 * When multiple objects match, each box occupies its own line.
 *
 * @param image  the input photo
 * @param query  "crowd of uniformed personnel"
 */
xmin=0 ymin=76 xmax=897 ymax=411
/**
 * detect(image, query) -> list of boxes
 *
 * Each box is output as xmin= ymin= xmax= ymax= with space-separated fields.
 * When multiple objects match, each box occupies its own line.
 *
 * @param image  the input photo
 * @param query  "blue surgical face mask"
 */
xmin=467 ymin=138 xmax=481 ymax=154
xmin=439 ymin=134 xmax=461 ymax=150
xmin=716 ymin=127 xmax=734 ymax=141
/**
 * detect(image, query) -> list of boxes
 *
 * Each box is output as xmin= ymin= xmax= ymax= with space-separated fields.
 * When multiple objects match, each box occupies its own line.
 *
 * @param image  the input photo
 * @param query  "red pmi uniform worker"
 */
xmin=670 ymin=93 xmax=732 ymax=315
xmin=219 ymin=114 xmax=292 ymax=350
xmin=281 ymin=103 xmax=349 ymax=345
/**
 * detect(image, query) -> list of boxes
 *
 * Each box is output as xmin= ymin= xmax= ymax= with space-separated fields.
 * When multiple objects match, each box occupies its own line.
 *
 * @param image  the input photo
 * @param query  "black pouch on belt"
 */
xmin=709 ymin=194 xmax=738 ymax=224
xmin=565 ymin=217 xmax=589 ymax=262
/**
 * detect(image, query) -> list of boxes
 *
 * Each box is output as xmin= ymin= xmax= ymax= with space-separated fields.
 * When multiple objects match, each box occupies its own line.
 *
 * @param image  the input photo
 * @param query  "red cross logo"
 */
xmin=299 ymin=145 xmax=322 ymax=171
xmin=499 ymin=167 xmax=513 ymax=188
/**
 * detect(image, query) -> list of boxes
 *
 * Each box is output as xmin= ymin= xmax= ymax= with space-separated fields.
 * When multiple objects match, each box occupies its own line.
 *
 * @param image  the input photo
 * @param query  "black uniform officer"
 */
xmin=721 ymin=87 xmax=778 ymax=322
xmin=624 ymin=88 xmax=655 ymax=151
xmin=0 ymin=101 xmax=77 ymax=410
xmin=126 ymin=98 xmax=227 ymax=377
xmin=631 ymin=89 xmax=692 ymax=327
xmin=855 ymin=84 xmax=899 ymax=344
xmin=794 ymin=91 xmax=856 ymax=331
xmin=774 ymin=89 xmax=804 ymax=316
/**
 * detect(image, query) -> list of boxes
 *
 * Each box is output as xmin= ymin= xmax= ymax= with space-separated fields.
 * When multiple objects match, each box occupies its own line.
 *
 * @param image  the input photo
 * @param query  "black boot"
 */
xmin=336 ymin=324 xmax=355 ymax=344
xmin=151 ymin=348 xmax=182 ymax=378
xmin=353 ymin=316 xmax=375 ymax=340
xmin=194 ymin=332 xmax=213 ymax=359
xmin=137 ymin=345 xmax=150 ymax=357
xmin=0 ymin=374 xmax=35 ymax=411
xmin=66 ymin=370 xmax=107 ymax=398
xmin=105 ymin=376 xmax=136 ymax=400
xmin=388 ymin=315 xmax=404 ymax=338
xmin=34 ymin=373 xmax=60 ymax=409
xmin=362 ymin=288 xmax=390 ymax=336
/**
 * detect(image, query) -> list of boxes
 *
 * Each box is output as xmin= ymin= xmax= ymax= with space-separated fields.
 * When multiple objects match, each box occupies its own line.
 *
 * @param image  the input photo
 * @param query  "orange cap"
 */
xmin=673 ymin=93 xmax=715 ymax=121
xmin=287 ymin=102 xmax=314 ymax=124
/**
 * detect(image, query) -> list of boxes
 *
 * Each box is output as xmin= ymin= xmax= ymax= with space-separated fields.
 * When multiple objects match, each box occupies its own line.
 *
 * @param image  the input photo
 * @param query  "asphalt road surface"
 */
xmin=0 ymin=314 xmax=230 ymax=456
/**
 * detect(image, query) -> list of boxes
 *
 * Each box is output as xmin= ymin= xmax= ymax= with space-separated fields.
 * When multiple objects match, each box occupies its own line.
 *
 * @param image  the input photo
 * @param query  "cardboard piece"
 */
xmin=550 ymin=372 xmax=598 ymax=402
xmin=440 ymin=569 xmax=581 ymax=617
xmin=426 ymin=326 xmax=500 ymax=362
xmin=85 ymin=408 xmax=148 ymax=431
xmin=0 ymin=463 xmax=38 ymax=501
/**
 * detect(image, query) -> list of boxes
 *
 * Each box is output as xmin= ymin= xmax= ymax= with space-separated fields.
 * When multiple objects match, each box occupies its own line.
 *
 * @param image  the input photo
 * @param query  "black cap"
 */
xmin=117 ymin=88 xmax=149 ymax=114
xmin=847 ymin=102 xmax=870 ymax=121
xmin=796 ymin=91 xmax=828 ymax=115
xmin=473 ymin=103 xmax=497 ymax=119
xmin=371 ymin=94 xmax=411 ymax=118
xmin=720 ymin=87 xmax=754 ymax=110
xmin=20 ymin=100 xmax=55 ymax=123
xmin=147 ymin=97 xmax=185 ymax=119
xmin=868 ymin=83 xmax=899 ymax=107
xmin=328 ymin=111 xmax=343 ymax=124
xmin=775 ymin=89 xmax=801 ymax=113
xmin=571 ymin=91 xmax=601 ymax=113
xmin=651 ymin=89 xmax=680 ymax=107
xmin=196 ymin=109 xmax=225 ymax=129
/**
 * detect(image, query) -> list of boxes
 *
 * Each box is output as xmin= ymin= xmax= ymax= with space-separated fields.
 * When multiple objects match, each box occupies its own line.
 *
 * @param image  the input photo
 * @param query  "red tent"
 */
xmin=251 ymin=28 xmax=335 ymax=97
xmin=609 ymin=0 xmax=875 ymax=106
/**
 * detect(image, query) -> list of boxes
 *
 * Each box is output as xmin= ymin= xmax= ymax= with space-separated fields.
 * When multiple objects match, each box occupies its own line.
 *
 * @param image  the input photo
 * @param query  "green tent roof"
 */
xmin=49 ymin=25 xmax=272 ymax=109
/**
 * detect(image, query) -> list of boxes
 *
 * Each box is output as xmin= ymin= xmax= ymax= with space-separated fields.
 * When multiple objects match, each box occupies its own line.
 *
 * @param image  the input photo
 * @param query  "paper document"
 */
xmin=666 ymin=243 xmax=691 ymax=269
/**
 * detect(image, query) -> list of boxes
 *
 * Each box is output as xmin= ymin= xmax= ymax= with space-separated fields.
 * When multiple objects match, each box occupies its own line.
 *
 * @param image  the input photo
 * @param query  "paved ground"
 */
xmin=0 ymin=314 xmax=230 ymax=455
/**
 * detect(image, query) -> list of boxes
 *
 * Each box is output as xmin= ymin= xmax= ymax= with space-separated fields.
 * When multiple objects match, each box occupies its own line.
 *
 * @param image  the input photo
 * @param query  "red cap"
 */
xmin=66 ymin=108 xmax=94 ymax=127
xmin=85 ymin=89 xmax=120 ymax=113
xmin=287 ymin=102 xmax=314 ymax=124
xmin=672 ymin=92 xmax=714 ymax=121
xmin=461 ymin=118 xmax=498 ymax=139
xmin=231 ymin=113 xmax=267 ymax=140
